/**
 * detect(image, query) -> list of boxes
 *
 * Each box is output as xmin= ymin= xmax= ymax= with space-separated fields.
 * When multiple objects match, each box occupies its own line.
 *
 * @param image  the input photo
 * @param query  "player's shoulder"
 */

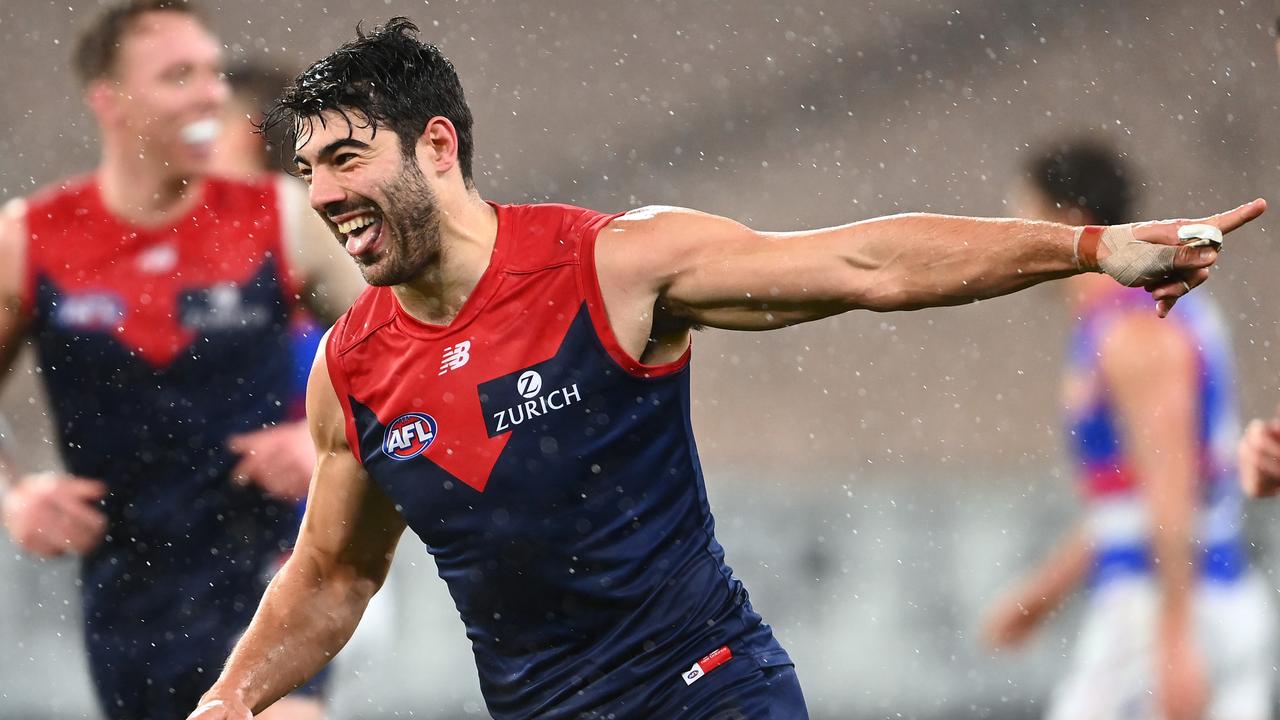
xmin=1096 ymin=306 xmax=1196 ymax=375
xmin=493 ymin=201 xmax=622 ymax=271
xmin=327 ymin=285 xmax=397 ymax=357
xmin=22 ymin=174 xmax=96 ymax=216
xmin=597 ymin=205 xmax=742 ymax=250
xmin=202 ymin=173 xmax=278 ymax=209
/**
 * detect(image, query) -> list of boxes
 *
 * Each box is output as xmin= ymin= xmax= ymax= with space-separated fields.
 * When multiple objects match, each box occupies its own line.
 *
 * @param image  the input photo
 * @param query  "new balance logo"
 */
xmin=439 ymin=341 xmax=472 ymax=375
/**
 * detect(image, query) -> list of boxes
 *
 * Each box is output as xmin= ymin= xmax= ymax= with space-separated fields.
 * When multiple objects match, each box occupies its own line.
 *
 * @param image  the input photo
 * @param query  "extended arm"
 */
xmin=1099 ymin=314 xmax=1207 ymax=720
xmin=596 ymin=201 xmax=1263 ymax=341
xmin=191 ymin=340 xmax=406 ymax=718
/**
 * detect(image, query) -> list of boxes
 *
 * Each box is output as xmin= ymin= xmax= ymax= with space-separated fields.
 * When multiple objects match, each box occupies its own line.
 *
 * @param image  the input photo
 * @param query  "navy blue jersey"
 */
xmin=22 ymin=175 xmax=303 ymax=674
xmin=327 ymin=202 xmax=791 ymax=719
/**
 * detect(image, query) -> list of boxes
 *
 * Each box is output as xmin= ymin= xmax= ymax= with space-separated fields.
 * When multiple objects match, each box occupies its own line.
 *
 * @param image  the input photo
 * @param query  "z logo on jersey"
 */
xmin=383 ymin=412 xmax=438 ymax=460
xmin=490 ymin=369 xmax=581 ymax=433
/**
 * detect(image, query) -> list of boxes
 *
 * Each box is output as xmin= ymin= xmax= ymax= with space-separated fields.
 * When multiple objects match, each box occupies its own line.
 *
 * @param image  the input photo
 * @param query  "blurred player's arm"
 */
xmin=279 ymin=176 xmax=364 ymax=323
xmin=600 ymin=200 xmax=1262 ymax=332
xmin=0 ymin=198 xmax=109 ymax=555
xmin=191 ymin=339 xmax=405 ymax=720
xmin=981 ymin=523 xmax=1092 ymax=650
xmin=0 ymin=199 xmax=28 ymax=481
xmin=0 ymin=198 xmax=29 ymax=379
xmin=1100 ymin=314 xmax=1208 ymax=720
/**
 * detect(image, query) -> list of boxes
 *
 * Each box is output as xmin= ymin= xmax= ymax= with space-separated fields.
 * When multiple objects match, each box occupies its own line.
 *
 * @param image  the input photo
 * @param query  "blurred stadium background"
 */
xmin=4 ymin=0 xmax=1280 ymax=717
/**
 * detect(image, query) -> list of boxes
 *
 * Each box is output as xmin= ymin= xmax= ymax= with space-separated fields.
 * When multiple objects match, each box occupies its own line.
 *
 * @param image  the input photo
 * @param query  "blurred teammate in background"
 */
xmin=983 ymin=140 xmax=1274 ymax=720
xmin=188 ymin=18 xmax=1263 ymax=720
xmin=0 ymin=1 xmax=360 ymax=718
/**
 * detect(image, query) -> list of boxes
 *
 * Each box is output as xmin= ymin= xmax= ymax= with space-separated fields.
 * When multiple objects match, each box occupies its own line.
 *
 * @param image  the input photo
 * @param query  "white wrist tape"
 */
xmin=1073 ymin=224 xmax=1178 ymax=287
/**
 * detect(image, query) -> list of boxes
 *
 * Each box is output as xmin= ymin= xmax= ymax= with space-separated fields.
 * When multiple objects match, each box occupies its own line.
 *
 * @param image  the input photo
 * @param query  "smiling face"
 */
xmin=94 ymin=10 xmax=228 ymax=176
xmin=294 ymin=109 xmax=442 ymax=286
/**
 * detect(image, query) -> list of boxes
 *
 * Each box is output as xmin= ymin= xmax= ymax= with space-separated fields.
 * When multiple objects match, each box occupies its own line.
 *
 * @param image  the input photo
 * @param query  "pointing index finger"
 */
xmin=1203 ymin=198 xmax=1267 ymax=234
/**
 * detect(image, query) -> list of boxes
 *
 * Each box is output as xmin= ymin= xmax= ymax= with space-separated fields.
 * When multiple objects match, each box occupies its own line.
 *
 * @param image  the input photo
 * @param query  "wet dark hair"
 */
xmin=1027 ymin=140 xmax=1134 ymax=226
xmin=263 ymin=17 xmax=475 ymax=185
xmin=226 ymin=62 xmax=296 ymax=174
xmin=73 ymin=0 xmax=204 ymax=87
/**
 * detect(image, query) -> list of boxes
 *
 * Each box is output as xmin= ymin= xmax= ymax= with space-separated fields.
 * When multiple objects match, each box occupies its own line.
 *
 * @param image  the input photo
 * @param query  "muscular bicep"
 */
xmin=299 ymin=337 xmax=405 ymax=586
xmin=600 ymin=206 xmax=1077 ymax=335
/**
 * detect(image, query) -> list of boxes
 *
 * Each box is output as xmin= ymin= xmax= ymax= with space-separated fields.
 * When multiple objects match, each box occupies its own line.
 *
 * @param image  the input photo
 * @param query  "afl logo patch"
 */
xmin=383 ymin=413 xmax=438 ymax=460
xmin=517 ymin=370 xmax=543 ymax=399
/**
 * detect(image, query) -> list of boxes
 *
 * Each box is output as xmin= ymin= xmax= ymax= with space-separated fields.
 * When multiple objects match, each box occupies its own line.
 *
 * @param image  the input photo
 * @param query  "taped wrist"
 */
xmin=1073 ymin=225 xmax=1105 ymax=272
xmin=1074 ymin=224 xmax=1178 ymax=287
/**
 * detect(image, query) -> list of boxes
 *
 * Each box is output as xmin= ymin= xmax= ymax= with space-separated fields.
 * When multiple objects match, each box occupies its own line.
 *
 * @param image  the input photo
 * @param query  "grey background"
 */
xmin=4 ymin=0 xmax=1280 ymax=717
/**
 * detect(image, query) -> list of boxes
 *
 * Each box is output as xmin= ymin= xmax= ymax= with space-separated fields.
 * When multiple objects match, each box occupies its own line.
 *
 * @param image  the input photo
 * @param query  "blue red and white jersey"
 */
xmin=22 ymin=175 xmax=304 ymax=638
xmin=1064 ymin=287 xmax=1246 ymax=586
xmin=326 ymin=202 xmax=790 ymax=719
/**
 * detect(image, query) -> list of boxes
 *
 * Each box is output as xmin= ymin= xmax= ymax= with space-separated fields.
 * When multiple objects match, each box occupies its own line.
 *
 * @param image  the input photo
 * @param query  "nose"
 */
xmin=308 ymin=167 xmax=346 ymax=213
xmin=207 ymin=73 xmax=230 ymax=107
xmin=197 ymin=67 xmax=229 ymax=110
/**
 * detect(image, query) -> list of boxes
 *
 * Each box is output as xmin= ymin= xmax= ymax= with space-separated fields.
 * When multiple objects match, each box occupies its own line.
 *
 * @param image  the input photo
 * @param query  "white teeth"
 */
xmin=337 ymin=215 xmax=377 ymax=234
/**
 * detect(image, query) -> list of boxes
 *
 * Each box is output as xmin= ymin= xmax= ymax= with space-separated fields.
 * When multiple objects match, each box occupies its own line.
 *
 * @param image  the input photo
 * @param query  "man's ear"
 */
xmin=418 ymin=116 xmax=460 ymax=176
xmin=84 ymin=78 xmax=122 ymax=126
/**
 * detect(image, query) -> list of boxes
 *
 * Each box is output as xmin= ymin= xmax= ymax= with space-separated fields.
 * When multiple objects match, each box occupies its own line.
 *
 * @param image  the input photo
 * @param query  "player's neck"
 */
xmin=97 ymin=147 xmax=204 ymax=227
xmin=392 ymin=189 xmax=498 ymax=327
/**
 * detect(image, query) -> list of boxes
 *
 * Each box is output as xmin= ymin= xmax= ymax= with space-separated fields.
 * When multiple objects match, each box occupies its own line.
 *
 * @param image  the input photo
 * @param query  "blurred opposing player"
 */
xmin=188 ymin=19 xmax=1262 ymax=720
xmin=0 ymin=2 xmax=360 ymax=718
xmin=983 ymin=141 xmax=1274 ymax=720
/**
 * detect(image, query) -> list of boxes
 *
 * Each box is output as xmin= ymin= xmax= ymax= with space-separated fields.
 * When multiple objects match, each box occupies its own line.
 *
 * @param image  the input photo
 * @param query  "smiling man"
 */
xmin=188 ymin=17 xmax=1264 ymax=720
xmin=0 ymin=2 xmax=361 ymax=719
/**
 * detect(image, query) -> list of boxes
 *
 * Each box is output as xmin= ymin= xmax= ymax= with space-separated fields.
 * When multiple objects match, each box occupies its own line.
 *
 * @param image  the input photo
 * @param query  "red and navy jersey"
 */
xmin=327 ymin=202 xmax=790 ymax=719
xmin=22 ymin=175 xmax=303 ymax=639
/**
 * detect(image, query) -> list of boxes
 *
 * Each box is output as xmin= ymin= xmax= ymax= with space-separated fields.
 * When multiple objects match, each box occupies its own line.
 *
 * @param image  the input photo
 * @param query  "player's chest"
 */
xmin=34 ymin=228 xmax=288 ymax=365
xmin=350 ymin=302 xmax=624 ymax=494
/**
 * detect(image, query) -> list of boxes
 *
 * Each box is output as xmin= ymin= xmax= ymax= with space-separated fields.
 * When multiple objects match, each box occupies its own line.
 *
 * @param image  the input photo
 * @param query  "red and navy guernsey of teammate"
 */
xmin=21 ymin=175 xmax=311 ymax=713
xmin=327 ymin=202 xmax=793 ymax=718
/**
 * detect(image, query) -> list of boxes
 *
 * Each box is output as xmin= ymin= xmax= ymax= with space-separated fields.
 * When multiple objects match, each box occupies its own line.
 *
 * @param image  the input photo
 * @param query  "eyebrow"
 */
xmin=294 ymin=138 xmax=372 ymax=167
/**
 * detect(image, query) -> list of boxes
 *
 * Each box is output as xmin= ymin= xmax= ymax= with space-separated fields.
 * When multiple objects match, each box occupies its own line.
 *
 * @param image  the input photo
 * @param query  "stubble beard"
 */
xmin=360 ymin=160 xmax=442 ymax=287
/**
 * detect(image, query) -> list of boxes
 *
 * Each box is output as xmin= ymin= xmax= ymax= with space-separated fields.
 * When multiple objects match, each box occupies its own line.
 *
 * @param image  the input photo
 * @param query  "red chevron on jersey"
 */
xmin=22 ymin=175 xmax=298 ymax=368
xmin=325 ymin=203 xmax=633 ymax=493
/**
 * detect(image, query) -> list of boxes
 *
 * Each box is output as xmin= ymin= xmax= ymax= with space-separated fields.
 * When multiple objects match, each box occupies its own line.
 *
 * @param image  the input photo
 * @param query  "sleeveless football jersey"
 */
xmin=1064 ymin=288 xmax=1247 ymax=587
xmin=22 ymin=175 xmax=303 ymax=650
xmin=327 ymin=202 xmax=790 ymax=719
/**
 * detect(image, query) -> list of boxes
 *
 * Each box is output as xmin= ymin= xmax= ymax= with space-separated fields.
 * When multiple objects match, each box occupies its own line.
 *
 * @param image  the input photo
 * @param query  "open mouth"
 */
xmin=337 ymin=212 xmax=384 ymax=257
